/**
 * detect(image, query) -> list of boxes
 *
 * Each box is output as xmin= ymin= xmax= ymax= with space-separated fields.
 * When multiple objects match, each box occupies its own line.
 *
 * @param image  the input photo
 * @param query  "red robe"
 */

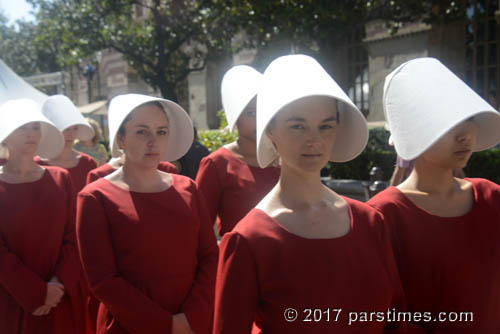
xmin=0 ymin=167 xmax=87 ymax=334
xmin=35 ymin=153 xmax=97 ymax=192
xmin=214 ymin=198 xmax=406 ymax=333
xmin=86 ymin=161 xmax=178 ymax=184
xmin=76 ymin=175 xmax=218 ymax=334
xmin=196 ymin=147 xmax=280 ymax=236
xmin=85 ymin=160 xmax=178 ymax=334
xmin=368 ymin=178 xmax=500 ymax=333
xmin=0 ymin=159 xmax=6 ymax=165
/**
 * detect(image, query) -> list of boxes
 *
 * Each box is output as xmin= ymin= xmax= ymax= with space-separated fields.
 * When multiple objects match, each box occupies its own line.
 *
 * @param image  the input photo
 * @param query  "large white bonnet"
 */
xmin=256 ymin=54 xmax=368 ymax=168
xmin=0 ymin=99 xmax=64 ymax=159
xmin=221 ymin=65 xmax=262 ymax=131
xmin=42 ymin=95 xmax=95 ymax=141
xmin=383 ymin=57 xmax=500 ymax=160
xmin=108 ymin=94 xmax=193 ymax=161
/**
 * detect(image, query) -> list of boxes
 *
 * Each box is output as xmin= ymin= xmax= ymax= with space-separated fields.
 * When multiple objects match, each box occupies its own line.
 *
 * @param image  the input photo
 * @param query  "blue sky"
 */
xmin=0 ymin=0 xmax=35 ymax=25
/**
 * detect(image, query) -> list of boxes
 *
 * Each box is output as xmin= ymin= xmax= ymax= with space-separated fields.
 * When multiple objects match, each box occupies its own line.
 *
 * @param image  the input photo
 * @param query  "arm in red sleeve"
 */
xmin=195 ymin=157 xmax=222 ymax=225
xmin=86 ymin=170 xmax=99 ymax=184
xmin=181 ymin=188 xmax=219 ymax=334
xmin=214 ymin=232 xmax=258 ymax=334
xmin=0 ymin=232 xmax=47 ymax=312
xmin=54 ymin=174 xmax=81 ymax=293
xmin=376 ymin=212 xmax=407 ymax=334
xmin=76 ymin=192 xmax=173 ymax=333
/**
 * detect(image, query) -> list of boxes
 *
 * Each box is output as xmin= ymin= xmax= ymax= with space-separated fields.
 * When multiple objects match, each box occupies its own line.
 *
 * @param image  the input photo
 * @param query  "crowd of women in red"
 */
xmin=0 ymin=54 xmax=499 ymax=334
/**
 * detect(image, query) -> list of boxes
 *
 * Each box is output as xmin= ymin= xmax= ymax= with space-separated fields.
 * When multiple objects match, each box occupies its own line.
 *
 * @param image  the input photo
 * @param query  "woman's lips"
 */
xmin=453 ymin=149 xmax=471 ymax=157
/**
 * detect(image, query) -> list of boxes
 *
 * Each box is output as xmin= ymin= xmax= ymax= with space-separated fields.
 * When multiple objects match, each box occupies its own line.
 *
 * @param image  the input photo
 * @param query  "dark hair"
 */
xmin=266 ymin=98 xmax=340 ymax=131
xmin=117 ymin=101 xmax=166 ymax=137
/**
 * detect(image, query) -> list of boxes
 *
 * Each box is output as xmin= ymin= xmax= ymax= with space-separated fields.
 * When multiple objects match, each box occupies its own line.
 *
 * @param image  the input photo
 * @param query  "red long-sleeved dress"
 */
xmin=368 ymin=178 xmax=500 ymax=333
xmin=36 ymin=153 xmax=97 ymax=192
xmin=196 ymin=147 xmax=280 ymax=236
xmin=76 ymin=174 xmax=218 ymax=334
xmin=215 ymin=198 xmax=406 ymax=333
xmin=0 ymin=167 xmax=87 ymax=334
xmin=86 ymin=161 xmax=178 ymax=184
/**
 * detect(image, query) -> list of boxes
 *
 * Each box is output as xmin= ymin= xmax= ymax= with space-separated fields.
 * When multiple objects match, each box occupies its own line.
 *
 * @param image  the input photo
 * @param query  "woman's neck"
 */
xmin=276 ymin=164 xmax=327 ymax=209
xmin=3 ymin=153 xmax=38 ymax=176
xmin=401 ymin=160 xmax=458 ymax=195
xmin=121 ymin=161 xmax=162 ymax=191
xmin=56 ymin=145 xmax=76 ymax=161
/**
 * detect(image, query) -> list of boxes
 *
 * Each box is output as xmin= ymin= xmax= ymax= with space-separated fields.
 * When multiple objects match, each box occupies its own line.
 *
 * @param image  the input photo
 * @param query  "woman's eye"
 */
xmin=157 ymin=130 xmax=168 ymax=136
xmin=290 ymin=124 xmax=304 ymax=130
xmin=246 ymin=111 xmax=256 ymax=117
xmin=320 ymin=124 xmax=335 ymax=130
xmin=136 ymin=130 xmax=146 ymax=135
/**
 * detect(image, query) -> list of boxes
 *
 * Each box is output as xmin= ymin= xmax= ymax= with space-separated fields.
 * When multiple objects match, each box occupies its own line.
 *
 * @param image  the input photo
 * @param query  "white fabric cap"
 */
xmin=0 ymin=99 xmax=64 ymax=159
xmin=383 ymin=57 xmax=500 ymax=160
xmin=108 ymin=94 xmax=193 ymax=161
xmin=221 ymin=65 xmax=262 ymax=131
xmin=256 ymin=54 xmax=368 ymax=168
xmin=42 ymin=95 xmax=94 ymax=141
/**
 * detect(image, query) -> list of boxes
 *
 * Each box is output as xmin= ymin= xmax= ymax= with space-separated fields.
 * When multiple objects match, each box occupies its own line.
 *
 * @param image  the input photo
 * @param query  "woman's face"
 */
xmin=117 ymin=104 xmax=169 ymax=168
xmin=236 ymin=98 xmax=257 ymax=142
xmin=267 ymin=96 xmax=339 ymax=173
xmin=3 ymin=122 xmax=42 ymax=157
xmin=418 ymin=118 xmax=478 ymax=170
xmin=62 ymin=125 xmax=79 ymax=144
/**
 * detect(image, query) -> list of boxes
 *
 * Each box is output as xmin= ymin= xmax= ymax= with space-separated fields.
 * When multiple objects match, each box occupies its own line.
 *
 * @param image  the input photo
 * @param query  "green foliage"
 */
xmin=27 ymin=0 xmax=237 ymax=100
xmin=465 ymin=148 xmax=500 ymax=184
xmin=230 ymin=0 xmax=465 ymax=69
xmin=325 ymin=127 xmax=500 ymax=184
xmin=0 ymin=12 xmax=61 ymax=75
xmin=198 ymin=129 xmax=238 ymax=153
xmin=217 ymin=110 xmax=228 ymax=129
xmin=198 ymin=108 xmax=237 ymax=152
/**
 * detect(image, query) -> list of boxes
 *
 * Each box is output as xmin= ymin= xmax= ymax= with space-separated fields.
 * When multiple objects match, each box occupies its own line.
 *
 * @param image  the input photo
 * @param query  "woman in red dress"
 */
xmin=196 ymin=65 xmax=280 ymax=237
xmin=76 ymin=94 xmax=218 ymax=334
xmin=35 ymin=95 xmax=97 ymax=192
xmin=214 ymin=55 xmax=406 ymax=333
xmin=0 ymin=98 xmax=87 ymax=334
xmin=368 ymin=57 xmax=500 ymax=333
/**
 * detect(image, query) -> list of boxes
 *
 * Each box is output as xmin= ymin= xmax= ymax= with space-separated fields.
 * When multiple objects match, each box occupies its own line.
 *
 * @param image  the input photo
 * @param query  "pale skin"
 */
xmin=224 ymin=97 xmax=261 ymax=167
xmin=105 ymin=104 xmax=194 ymax=334
xmin=397 ymin=119 xmax=478 ymax=217
xmin=0 ymin=122 xmax=65 ymax=316
xmin=257 ymin=96 xmax=351 ymax=239
xmin=39 ymin=125 xmax=83 ymax=169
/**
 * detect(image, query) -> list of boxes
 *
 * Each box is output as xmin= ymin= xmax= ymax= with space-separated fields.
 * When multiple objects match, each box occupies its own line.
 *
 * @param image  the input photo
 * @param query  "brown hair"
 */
xmin=117 ymin=101 xmax=167 ymax=137
xmin=86 ymin=118 xmax=102 ymax=145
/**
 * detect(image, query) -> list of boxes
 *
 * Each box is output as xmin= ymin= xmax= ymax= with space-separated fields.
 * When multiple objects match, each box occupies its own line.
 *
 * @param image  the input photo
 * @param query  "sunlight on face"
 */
xmin=418 ymin=118 xmax=478 ymax=170
xmin=267 ymin=96 xmax=339 ymax=173
xmin=117 ymin=103 xmax=169 ymax=168
xmin=236 ymin=97 xmax=257 ymax=142
xmin=3 ymin=122 xmax=42 ymax=157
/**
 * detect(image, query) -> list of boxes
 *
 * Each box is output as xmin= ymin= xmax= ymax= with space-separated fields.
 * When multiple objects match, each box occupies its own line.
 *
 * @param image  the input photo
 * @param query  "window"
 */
xmin=347 ymin=27 xmax=370 ymax=116
xmin=465 ymin=0 xmax=499 ymax=106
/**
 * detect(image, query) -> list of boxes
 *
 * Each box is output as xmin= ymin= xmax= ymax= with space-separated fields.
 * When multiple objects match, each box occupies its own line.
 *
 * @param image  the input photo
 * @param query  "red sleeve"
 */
xmin=86 ymin=170 xmax=99 ymax=184
xmin=76 ymin=191 xmax=173 ymax=333
xmin=214 ymin=232 xmax=258 ymax=334
xmin=376 ymin=213 xmax=407 ymax=334
xmin=180 ymin=186 xmax=219 ymax=334
xmin=0 ymin=230 xmax=47 ymax=312
xmin=195 ymin=157 xmax=221 ymax=224
xmin=54 ymin=172 xmax=82 ymax=293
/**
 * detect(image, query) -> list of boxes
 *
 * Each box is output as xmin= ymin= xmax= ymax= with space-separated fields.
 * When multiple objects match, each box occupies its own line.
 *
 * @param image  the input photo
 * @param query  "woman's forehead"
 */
xmin=277 ymin=97 xmax=337 ymax=120
xmin=128 ymin=105 xmax=169 ymax=124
